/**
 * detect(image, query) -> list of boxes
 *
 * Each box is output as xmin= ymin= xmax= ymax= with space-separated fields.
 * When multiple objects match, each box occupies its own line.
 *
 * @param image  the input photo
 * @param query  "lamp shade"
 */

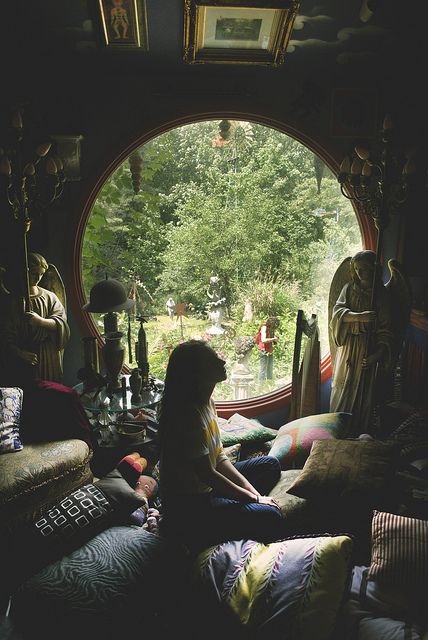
xmin=83 ymin=278 xmax=135 ymax=313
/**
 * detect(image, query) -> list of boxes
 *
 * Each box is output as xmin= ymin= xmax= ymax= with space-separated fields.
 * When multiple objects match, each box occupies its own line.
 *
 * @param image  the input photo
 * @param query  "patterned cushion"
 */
xmin=337 ymin=565 xmax=426 ymax=639
xmin=368 ymin=510 xmax=428 ymax=591
xmin=223 ymin=442 xmax=241 ymax=464
xmin=286 ymin=439 xmax=397 ymax=503
xmin=269 ymin=412 xmax=352 ymax=469
xmin=217 ymin=413 xmax=277 ymax=447
xmin=268 ymin=469 xmax=321 ymax=534
xmin=193 ymin=534 xmax=354 ymax=640
xmin=0 ymin=386 xmax=23 ymax=453
xmin=11 ymin=526 xmax=186 ymax=639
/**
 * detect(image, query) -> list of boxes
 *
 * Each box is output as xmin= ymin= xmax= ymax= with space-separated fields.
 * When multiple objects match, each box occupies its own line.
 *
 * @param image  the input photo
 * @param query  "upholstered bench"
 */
xmin=0 ymin=439 xmax=93 ymax=537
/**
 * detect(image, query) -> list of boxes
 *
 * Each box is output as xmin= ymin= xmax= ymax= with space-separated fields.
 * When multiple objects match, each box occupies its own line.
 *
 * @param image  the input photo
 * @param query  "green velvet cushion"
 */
xmin=217 ymin=413 xmax=277 ymax=447
xmin=269 ymin=412 xmax=352 ymax=469
xmin=268 ymin=469 xmax=320 ymax=534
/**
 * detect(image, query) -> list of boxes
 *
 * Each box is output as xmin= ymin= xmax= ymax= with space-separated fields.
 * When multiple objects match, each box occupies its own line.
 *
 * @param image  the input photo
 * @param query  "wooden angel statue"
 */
xmin=328 ymin=250 xmax=411 ymax=435
xmin=0 ymin=252 xmax=70 ymax=388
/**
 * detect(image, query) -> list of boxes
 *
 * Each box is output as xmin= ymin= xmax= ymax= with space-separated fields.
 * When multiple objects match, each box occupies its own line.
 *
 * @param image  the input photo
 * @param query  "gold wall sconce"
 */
xmin=97 ymin=0 xmax=148 ymax=50
xmin=183 ymin=0 xmax=300 ymax=66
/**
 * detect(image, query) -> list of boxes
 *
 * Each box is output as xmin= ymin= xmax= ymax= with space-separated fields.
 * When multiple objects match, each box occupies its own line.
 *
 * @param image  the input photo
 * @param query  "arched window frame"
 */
xmin=69 ymin=113 xmax=376 ymax=420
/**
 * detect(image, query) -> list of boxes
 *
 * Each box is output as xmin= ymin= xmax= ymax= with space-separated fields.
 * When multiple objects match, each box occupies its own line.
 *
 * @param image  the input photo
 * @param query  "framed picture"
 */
xmin=98 ymin=0 xmax=148 ymax=50
xmin=183 ymin=1 xmax=300 ymax=65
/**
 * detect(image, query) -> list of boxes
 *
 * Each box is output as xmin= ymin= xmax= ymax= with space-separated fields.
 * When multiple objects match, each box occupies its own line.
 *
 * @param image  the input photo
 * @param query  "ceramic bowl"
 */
xmin=117 ymin=422 xmax=146 ymax=442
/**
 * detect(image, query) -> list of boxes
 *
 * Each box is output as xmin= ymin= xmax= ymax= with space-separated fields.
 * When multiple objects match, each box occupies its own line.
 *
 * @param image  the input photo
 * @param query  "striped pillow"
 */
xmin=368 ymin=510 xmax=428 ymax=589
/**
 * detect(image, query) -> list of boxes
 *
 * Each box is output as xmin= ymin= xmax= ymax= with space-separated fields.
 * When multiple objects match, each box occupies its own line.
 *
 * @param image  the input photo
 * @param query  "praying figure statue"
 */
xmin=0 ymin=252 xmax=70 ymax=388
xmin=328 ymin=250 xmax=410 ymax=435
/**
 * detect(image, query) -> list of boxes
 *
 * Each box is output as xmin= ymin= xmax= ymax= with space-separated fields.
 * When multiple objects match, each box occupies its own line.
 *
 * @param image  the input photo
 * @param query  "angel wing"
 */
xmin=328 ymin=256 xmax=352 ymax=368
xmin=385 ymin=259 xmax=412 ymax=363
xmin=40 ymin=263 xmax=67 ymax=311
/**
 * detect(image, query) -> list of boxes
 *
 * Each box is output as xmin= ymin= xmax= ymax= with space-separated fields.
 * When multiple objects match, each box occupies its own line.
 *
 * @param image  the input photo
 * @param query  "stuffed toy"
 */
xmin=116 ymin=452 xmax=148 ymax=488
xmin=116 ymin=452 xmax=160 ymax=528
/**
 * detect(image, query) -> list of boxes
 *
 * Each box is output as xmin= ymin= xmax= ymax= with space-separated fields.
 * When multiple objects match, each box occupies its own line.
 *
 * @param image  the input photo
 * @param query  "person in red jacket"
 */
xmin=256 ymin=316 xmax=279 ymax=381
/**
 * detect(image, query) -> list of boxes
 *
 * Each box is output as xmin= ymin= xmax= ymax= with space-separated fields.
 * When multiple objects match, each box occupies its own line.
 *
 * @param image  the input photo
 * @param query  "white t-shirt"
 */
xmin=159 ymin=399 xmax=227 ymax=498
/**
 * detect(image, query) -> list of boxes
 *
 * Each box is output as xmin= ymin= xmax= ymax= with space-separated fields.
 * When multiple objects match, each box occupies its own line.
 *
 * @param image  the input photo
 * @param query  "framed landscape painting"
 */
xmin=183 ymin=0 xmax=300 ymax=65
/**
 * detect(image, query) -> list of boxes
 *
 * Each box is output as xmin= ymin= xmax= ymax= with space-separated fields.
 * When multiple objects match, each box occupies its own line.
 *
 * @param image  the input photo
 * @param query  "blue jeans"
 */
xmin=259 ymin=351 xmax=273 ymax=380
xmin=161 ymin=456 xmax=287 ymax=553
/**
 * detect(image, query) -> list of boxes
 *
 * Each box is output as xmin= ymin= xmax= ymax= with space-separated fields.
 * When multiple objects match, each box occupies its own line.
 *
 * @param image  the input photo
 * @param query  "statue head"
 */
xmin=28 ymin=252 xmax=48 ymax=287
xmin=350 ymin=250 xmax=379 ymax=289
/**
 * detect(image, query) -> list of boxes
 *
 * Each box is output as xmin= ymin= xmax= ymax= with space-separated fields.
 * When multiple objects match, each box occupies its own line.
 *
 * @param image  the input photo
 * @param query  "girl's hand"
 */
xmin=258 ymin=495 xmax=281 ymax=510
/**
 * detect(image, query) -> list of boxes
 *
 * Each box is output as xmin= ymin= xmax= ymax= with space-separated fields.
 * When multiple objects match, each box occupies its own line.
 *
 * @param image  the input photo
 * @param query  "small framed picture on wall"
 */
xmin=97 ymin=0 xmax=148 ymax=50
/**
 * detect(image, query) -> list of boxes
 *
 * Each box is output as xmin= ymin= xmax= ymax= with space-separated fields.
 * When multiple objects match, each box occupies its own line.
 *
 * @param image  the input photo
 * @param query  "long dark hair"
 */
xmin=257 ymin=316 xmax=278 ymax=334
xmin=158 ymin=339 xmax=215 ymax=444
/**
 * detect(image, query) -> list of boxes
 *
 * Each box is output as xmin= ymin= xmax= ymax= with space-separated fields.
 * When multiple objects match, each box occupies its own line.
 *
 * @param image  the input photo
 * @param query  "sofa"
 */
xmin=3 ymin=409 xmax=428 ymax=640
xmin=0 ymin=384 xmax=94 ymax=612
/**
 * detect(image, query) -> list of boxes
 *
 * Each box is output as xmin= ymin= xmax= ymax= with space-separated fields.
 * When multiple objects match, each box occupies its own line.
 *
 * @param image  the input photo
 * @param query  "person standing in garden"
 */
xmin=255 ymin=316 xmax=279 ymax=381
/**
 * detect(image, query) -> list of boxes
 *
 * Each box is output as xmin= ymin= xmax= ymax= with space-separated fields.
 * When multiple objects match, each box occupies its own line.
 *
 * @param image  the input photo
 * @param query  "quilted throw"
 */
xmin=194 ymin=534 xmax=353 ymax=640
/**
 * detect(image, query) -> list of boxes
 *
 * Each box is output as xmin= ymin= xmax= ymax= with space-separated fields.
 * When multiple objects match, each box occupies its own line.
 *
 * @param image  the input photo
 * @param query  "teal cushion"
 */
xmin=217 ymin=413 xmax=277 ymax=447
xmin=269 ymin=412 xmax=352 ymax=469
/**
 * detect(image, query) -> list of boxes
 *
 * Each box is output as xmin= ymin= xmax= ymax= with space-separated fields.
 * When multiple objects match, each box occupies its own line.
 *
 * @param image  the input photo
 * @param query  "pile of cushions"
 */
xmin=268 ymin=437 xmax=399 ymax=562
xmin=7 ymin=469 xmax=148 ymax=589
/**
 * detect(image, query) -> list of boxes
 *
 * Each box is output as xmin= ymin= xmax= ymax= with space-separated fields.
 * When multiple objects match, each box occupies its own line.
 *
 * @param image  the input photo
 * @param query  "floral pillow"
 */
xmin=0 ymin=387 xmax=24 ymax=453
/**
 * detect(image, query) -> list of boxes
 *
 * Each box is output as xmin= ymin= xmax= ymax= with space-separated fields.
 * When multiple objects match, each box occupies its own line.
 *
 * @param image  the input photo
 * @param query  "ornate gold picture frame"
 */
xmin=98 ymin=0 xmax=148 ymax=50
xmin=183 ymin=0 xmax=300 ymax=65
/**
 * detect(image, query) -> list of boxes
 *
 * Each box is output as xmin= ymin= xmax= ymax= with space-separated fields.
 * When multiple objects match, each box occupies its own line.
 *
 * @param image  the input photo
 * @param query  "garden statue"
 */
xmin=165 ymin=296 xmax=176 ymax=320
xmin=328 ymin=250 xmax=411 ymax=435
xmin=206 ymin=274 xmax=226 ymax=335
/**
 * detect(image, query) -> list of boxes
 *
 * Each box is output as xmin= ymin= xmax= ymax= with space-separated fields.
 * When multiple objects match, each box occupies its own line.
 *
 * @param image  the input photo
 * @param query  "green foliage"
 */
xmin=81 ymin=120 xmax=361 ymax=398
